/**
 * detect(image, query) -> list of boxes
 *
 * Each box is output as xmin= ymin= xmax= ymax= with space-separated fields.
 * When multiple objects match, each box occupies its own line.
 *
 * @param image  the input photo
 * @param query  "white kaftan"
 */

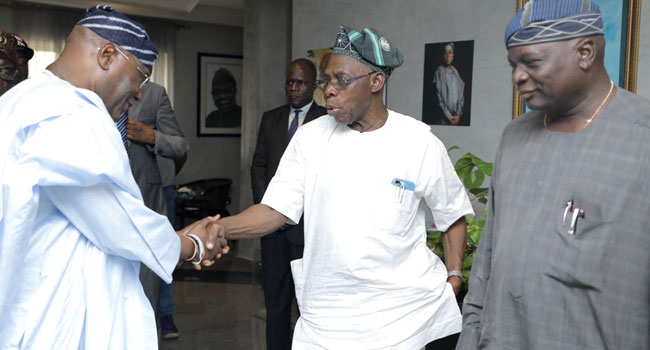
xmin=0 ymin=71 xmax=179 ymax=349
xmin=262 ymin=110 xmax=474 ymax=349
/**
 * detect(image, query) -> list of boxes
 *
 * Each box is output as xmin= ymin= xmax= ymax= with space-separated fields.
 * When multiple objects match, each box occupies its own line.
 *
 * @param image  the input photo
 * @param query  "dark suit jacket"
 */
xmin=127 ymin=82 xmax=189 ymax=216
xmin=251 ymin=102 xmax=327 ymax=244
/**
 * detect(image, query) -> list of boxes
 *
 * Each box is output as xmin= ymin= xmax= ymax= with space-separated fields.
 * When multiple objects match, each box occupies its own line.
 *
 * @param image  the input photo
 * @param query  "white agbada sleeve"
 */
xmin=422 ymin=134 xmax=474 ymax=231
xmin=22 ymin=103 xmax=179 ymax=281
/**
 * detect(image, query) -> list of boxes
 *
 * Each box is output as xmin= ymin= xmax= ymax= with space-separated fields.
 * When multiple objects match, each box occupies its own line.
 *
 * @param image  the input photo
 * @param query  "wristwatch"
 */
xmin=447 ymin=270 xmax=462 ymax=279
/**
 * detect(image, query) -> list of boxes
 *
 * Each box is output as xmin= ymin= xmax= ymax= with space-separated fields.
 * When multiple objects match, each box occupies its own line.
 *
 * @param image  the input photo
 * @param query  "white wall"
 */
xmin=174 ymin=21 xmax=244 ymax=213
xmin=292 ymin=0 xmax=518 ymax=164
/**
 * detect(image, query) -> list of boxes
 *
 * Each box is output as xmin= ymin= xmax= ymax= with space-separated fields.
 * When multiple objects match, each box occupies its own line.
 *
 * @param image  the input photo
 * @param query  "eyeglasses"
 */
xmin=315 ymin=70 xmax=378 ymax=90
xmin=0 ymin=65 xmax=17 ymax=82
xmin=114 ymin=45 xmax=150 ymax=89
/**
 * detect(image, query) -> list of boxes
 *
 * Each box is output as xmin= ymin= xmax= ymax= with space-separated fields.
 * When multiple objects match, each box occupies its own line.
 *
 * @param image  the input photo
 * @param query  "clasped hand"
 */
xmin=176 ymin=215 xmax=229 ymax=270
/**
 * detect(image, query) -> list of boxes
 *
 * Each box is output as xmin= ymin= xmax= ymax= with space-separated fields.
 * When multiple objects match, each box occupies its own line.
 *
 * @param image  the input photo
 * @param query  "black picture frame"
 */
xmin=197 ymin=53 xmax=243 ymax=136
xmin=422 ymin=40 xmax=474 ymax=127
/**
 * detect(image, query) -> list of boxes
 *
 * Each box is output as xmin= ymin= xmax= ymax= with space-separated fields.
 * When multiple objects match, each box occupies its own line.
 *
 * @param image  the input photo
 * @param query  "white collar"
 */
xmin=290 ymin=100 xmax=315 ymax=117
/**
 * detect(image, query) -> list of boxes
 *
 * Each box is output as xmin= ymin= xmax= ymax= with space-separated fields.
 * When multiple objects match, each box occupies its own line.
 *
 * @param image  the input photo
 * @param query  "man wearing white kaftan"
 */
xmin=0 ymin=71 xmax=178 ymax=349
xmin=215 ymin=25 xmax=472 ymax=349
xmin=262 ymin=110 xmax=474 ymax=349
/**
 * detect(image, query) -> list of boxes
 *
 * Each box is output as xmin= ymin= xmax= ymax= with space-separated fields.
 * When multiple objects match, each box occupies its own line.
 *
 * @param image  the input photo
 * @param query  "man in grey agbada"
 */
xmin=433 ymin=42 xmax=464 ymax=126
xmin=458 ymin=0 xmax=650 ymax=348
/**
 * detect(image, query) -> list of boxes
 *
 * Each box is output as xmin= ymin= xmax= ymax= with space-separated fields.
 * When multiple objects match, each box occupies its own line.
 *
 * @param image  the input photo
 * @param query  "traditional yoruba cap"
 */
xmin=0 ymin=31 xmax=19 ymax=67
xmin=8 ymin=33 xmax=34 ymax=60
xmin=332 ymin=25 xmax=403 ymax=76
xmin=77 ymin=5 xmax=158 ymax=70
xmin=505 ymin=0 xmax=603 ymax=48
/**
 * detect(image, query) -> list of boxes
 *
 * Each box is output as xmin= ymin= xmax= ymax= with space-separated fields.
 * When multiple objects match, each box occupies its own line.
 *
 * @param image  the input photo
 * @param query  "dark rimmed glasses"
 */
xmin=316 ymin=70 xmax=378 ymax=90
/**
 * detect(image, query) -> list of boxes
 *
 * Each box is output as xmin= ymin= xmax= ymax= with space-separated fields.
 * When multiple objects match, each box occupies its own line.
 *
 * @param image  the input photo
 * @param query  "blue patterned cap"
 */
xmin=332 ymin=25 xmax=403 ymax=76
xmin=77 ymin=5 xmax=158 ymax=70
xmin=505 ymin=0 xmax=603 ymax=48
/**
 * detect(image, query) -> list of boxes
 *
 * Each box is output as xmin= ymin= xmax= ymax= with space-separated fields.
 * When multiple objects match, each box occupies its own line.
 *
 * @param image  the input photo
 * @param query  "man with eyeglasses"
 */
xmin=0 ymin=31 xmax=19 ymax=97
xmin=213 ymin=25 xmax=473 ymax=349
xmin=251 ymin=58 xmax=326 ymax=350
xmin=0 ymin=5 xmax=227 ymax=349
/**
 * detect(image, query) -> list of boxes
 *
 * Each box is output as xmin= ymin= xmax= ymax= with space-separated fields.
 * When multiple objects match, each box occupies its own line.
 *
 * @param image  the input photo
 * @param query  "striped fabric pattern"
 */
xmin=116 ymin=112 xmax=128 ymax=148
xmin=77 ymin=5 xmax=158 ymax=70
xmin=505 ymin=0 xmax=603 ymax=48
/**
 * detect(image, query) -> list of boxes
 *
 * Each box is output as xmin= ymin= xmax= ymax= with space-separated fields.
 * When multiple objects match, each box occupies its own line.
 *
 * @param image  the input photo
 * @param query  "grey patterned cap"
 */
xmin=332 ymin=25 xmax=403 ymax=76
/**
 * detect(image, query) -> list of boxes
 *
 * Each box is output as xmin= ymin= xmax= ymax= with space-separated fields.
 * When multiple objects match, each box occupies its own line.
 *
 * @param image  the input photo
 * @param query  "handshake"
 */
xmin=176 ymin=215 xmax=229 ymax=270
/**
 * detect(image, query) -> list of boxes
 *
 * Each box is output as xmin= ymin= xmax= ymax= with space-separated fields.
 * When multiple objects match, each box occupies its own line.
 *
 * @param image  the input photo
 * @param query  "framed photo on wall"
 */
xmin=197 ymin=53 xmax=243 ymax=136
xmin=422 ymin=40 xmax=474 ymax=127
xmin=512 ymin=0 xmax=641 ymax=117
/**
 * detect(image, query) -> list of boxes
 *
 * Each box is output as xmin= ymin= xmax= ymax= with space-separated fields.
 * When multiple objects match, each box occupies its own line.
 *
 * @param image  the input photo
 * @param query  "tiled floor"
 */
xmin=159 ymin=256 xmax=268 ymax=350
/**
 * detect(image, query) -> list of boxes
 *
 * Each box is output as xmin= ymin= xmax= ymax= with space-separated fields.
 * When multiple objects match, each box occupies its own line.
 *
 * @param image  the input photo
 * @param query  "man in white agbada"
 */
xmin=214 ymin=25 xmax=473 ymax=349
xmin=0 ymin=5 xmax=227 ymax=349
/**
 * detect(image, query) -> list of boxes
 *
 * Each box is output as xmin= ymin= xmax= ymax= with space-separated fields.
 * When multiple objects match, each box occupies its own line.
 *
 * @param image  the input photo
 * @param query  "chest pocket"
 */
xmin=369 ymin=181 xmax=417 ymax=233
xmin=547 ymin=190 xmax=622 ymax=291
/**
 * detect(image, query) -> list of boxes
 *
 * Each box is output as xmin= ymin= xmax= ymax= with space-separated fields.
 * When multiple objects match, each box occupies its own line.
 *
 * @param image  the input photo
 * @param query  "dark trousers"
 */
xmin=426 ymin=333 xmax=460 ymax=350
xmin=261 ymin=232 xmax=304 ymax=350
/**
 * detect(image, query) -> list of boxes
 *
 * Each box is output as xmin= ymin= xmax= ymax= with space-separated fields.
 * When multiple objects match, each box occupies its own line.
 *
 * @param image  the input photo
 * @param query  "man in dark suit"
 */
xmin=251 ymin=58 xmax=326 ymax=350
xmin=125 ymin=81 xmax=189 ymax=340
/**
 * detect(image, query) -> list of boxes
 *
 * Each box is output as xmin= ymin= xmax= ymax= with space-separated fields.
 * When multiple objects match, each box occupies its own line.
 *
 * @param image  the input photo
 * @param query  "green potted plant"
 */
xmin=426 ymin=147 xmax=492 ymax=300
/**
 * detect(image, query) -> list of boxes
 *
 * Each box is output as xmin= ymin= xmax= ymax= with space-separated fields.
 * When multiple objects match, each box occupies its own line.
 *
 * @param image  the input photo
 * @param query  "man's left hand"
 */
xmin=126 ymin=119 xmax=156 ymax=145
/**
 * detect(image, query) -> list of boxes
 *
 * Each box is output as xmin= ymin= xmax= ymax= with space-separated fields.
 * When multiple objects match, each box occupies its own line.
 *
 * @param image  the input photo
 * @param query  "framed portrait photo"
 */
xmin=422 ymin=40 xmax=474 ymax=127
xmin=197 ymin=53 xmax=243 ymax=136
xmin=512 ymin=0 xmax=641 ymax=117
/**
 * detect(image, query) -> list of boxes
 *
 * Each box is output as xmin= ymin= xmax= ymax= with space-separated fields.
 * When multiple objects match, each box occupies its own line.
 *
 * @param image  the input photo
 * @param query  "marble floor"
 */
xmin=159 ymin=256 xmax=269 ymax=350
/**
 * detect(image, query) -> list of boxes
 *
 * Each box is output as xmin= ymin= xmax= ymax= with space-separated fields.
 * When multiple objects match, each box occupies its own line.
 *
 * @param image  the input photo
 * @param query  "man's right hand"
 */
xmin=449 ymin=115 xmax=460 ymax=125
xmin=177 ymin=216 xmax=229 ymax=269
xmin=200 ymin=220 xmax=229 ymax=267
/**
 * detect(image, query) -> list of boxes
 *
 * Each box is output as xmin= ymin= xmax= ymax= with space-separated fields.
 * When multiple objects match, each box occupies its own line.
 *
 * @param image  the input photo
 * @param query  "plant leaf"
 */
xmin=464 ymin=168 xmax=485 ymax=189
xmin=469 ymin=187 xmax=489 ymax=197
xmin=469 ymin=154 xmax=493 ymax=176
xmin=469 ymin=229 xmax=482 ymax=245
xmin=455 ymin=155 xmax=474 ymax=179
